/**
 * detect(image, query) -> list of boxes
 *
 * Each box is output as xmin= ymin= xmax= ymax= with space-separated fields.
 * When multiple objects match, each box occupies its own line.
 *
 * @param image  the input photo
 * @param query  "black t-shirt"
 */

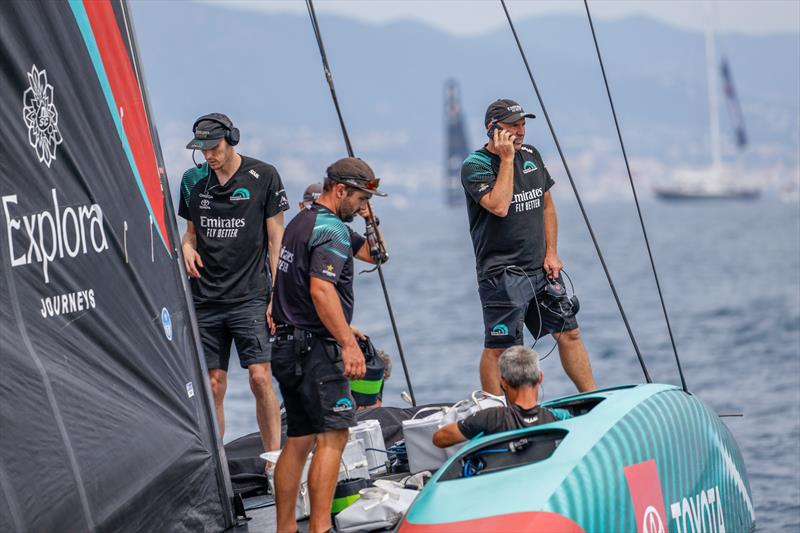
xmin=457 ymin=403 xmax=564 ymax=440
xmin=461 ymin=145 xmax=555 ymax=281
xmin=178 ymin=156 xmax=289 ymax=303
xmin=272 ymin=203 xmax=366 ymax=336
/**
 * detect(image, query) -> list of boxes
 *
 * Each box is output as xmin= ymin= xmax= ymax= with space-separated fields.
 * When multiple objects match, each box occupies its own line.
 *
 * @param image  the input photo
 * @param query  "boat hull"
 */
xmin=654 ymin=188 xmax=760 ymax=201
xmin=398 ymin=384 xmax=755 ymax=533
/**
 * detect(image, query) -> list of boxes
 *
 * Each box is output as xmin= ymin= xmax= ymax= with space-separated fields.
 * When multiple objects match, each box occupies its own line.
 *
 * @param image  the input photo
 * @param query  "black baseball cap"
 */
xmin=484 ymin=99 xmax=536 ymax=126
xmin=186 ymin=113 xmax=232 ymax=150
xmin=326 ymin=157 xmax=387 ymax=197
xmin=302 ymin=182 xmax=323 ymax=204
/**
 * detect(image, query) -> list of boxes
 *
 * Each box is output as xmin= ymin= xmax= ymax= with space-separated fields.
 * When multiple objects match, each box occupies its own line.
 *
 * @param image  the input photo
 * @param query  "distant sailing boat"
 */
xmin=655 ymin=4 xmax=759 ymax=201
xmin=444 ymin=79 xmax=470 ymax=206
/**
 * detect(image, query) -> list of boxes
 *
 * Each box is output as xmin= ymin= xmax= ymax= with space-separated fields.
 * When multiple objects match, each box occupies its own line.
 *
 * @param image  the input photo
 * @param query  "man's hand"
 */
xmin=183 ymin=243 xmax=203 ymax=278
xmin=341 ymin=343 xmax=366 ymax=379
xmin=266 ymin=300 xmax=275 ymax=335
xmin=493 ymin=127 xmax=516 ymax=161
xmin=358 ymin=201 xmax=372 ymax=220
xmin=543 ymin=253 xmax=563 ymax=280
xmin=350 ymin=324 xmax=367 ymax=341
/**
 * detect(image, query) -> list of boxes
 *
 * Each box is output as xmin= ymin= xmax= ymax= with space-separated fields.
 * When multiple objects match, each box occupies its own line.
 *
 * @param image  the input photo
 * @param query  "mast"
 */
xmin=704 ymin=1 xmax=723 ymax=172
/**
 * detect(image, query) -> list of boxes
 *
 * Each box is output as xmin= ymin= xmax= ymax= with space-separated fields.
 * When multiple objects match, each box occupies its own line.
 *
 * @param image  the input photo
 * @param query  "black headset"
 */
xmin=192 ymin=113 xmax=240 ymax=146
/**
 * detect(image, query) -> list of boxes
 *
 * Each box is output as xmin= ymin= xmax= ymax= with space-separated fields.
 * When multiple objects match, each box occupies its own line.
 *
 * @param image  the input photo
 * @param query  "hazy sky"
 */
xmin=206 ymin=0 xmax=800 ymax=35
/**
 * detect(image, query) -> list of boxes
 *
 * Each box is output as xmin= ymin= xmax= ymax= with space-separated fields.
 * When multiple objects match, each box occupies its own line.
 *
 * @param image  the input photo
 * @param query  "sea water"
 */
xmin=223 ymin=196 xmax=800 ymax=530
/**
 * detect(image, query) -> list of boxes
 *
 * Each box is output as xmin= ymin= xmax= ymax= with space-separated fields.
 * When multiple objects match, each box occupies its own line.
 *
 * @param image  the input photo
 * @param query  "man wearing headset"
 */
xmin=433 ymin=346 xmax=570 ymax=448
xmin=179 ymin=113 xmax=289 ymax=454
xmin=461 ymin=99 xmax=596 ymax=395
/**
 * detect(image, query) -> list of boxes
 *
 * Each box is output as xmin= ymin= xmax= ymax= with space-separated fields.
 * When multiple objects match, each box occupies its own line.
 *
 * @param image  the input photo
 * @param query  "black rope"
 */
xmin=583 ymin=0 xmax=687 ymax=392
xmin=305 ymin=0 xmax=417 ymax=405
xmin=499 ymin=0 xmax=651 ymax=383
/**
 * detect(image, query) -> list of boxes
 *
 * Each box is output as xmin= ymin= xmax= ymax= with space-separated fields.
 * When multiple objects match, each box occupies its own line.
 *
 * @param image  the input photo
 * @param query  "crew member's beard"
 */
xmin=339 ymin=201 xmax=357 ymax=222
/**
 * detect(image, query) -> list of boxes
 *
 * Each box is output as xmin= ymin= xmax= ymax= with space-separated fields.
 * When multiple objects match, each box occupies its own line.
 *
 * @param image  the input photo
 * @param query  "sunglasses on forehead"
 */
xmin=330 ymin=175 xmax=381 ymax=191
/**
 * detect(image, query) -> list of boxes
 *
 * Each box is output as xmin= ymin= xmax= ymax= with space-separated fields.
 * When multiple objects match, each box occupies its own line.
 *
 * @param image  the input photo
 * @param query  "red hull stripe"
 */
xmin=399 ymin=511 xmax=585 ymax=533
xmin=82 ymin=0 xmax=170 ymax=252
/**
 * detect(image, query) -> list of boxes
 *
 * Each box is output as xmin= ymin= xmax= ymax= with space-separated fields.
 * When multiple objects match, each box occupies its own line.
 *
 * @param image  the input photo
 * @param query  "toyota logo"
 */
xmin=642 ymin=505 xmax=665 ymax=533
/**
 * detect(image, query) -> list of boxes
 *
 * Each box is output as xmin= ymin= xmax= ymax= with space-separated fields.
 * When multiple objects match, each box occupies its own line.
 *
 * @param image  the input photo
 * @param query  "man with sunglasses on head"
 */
xmin=179 ymin=113 xmax=289 ymax=457
xmin=461 ymin=99 xmax=596 ymax=396
xmin=270 ymin=157 xmax=386 ymax=533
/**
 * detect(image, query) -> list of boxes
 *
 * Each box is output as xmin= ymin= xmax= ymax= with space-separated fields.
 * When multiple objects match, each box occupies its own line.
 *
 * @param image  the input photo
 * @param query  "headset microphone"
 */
xmin=192 ymin=149 xmax=202 ymax=169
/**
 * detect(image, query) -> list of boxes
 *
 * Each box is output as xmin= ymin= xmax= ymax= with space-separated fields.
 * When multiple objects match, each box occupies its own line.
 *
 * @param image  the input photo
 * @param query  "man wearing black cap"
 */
xmin=461 ymin=99 xmax=596 ymax=396
xmin=299 ymin=181 xmax=323 ymax=210
xmin=178 ymin=113 xmax=289 ymax=455
xmin=270 ymin=157 xmax=386 ymax=533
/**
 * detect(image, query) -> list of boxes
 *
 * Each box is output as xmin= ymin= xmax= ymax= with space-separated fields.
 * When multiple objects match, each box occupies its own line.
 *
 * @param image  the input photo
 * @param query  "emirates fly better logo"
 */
xmin=22 ymin=65 xmax=63 ymax=168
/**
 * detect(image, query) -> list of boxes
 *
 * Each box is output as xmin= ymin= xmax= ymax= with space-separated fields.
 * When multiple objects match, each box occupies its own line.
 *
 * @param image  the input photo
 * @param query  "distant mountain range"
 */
xmin=130 ymin=1 xmax=799 ymax=203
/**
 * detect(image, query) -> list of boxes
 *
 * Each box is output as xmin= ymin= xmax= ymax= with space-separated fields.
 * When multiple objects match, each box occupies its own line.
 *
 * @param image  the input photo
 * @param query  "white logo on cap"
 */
xmin=22 ymin=65 xmax=63 ymax=168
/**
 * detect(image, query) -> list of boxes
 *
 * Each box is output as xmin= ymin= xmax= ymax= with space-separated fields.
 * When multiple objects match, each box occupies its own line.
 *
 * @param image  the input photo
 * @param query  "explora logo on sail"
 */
xmin=2 ymin=189 xmax=109 ymax=283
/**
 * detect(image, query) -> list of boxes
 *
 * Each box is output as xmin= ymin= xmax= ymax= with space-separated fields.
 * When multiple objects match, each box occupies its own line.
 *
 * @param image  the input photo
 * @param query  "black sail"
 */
xmin=0 ymin=1 xmax=233 ymax=530
xmin=444 ymin=79 xmax=470 ymax=207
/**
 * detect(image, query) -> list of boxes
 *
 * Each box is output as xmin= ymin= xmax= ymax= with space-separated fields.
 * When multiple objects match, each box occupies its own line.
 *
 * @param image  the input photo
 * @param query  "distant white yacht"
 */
xmin=656 ymin=3 xmax=760 ymax=201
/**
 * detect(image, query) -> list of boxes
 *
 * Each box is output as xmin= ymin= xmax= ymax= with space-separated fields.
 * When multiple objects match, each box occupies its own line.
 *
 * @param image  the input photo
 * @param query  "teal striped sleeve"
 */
xmin=308 ymin=210 xmax=352 ymax=284
xmin=461 ymin=151 xmax=496 ymax=202
xmin=178 ymin=163 xmax=208 ymax=219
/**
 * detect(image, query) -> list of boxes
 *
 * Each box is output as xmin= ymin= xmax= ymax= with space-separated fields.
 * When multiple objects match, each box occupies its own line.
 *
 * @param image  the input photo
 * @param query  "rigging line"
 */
xmin=305 ymin=0 xmax=353 ymax=157
xmin=499 ymin=0 xmax=651 ymax=383
xmin=582 ymin=0 xmax=687 ymax=392
xmin=305 ymin=0 xmax=417 ymax=405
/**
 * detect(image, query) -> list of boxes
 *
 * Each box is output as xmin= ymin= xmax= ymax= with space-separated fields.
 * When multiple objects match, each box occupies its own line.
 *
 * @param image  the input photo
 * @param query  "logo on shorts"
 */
xmin=333 ymin=397 xmax=353 ymax=412
xmin=231 ymin=187 xmax=250 ymax=201
xmin=523 ymin=160 xmax=538 ymax=173
xmin=491 ymin=323 xmax=509 ymax=336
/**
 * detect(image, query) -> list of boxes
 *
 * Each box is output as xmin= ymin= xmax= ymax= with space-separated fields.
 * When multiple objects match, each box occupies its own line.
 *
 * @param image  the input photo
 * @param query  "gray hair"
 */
xmin=499 ymin=346 xmax=541 ymax=388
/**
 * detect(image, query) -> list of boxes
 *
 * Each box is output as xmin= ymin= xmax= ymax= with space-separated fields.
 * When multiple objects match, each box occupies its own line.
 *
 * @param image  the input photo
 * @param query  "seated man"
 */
xmin=433 ymin=346 xmax=570 ymax=448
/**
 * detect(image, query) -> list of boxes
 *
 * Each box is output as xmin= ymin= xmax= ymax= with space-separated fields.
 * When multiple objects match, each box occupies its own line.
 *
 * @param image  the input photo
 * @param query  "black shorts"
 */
xmin=272 ymin=336 xmax=357 ymax=437
xmin=478 ymin=268 xmax=578 ymax=349
xmin=194 ymin=296 xmax=271 ymax=370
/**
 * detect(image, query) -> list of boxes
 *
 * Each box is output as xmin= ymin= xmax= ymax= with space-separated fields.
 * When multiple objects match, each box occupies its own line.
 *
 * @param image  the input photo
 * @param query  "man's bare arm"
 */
xmin=266 ymin=212 xmax=285 ymax=284
xmin=542 ymin=191 xmax=563 ymax=278
xmin=433 ymin=422 xmax=467 ymax=448
xmin=478 ymin=129 xmax=516 ymax=217
xmin=181 ymin=222 xmax=203 ymax=278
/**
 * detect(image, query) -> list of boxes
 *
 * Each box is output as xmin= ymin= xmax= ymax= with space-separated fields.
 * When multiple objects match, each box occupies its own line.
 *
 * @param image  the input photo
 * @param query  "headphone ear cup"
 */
xmin=227 ymin=127 xmax=240 ymax=146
